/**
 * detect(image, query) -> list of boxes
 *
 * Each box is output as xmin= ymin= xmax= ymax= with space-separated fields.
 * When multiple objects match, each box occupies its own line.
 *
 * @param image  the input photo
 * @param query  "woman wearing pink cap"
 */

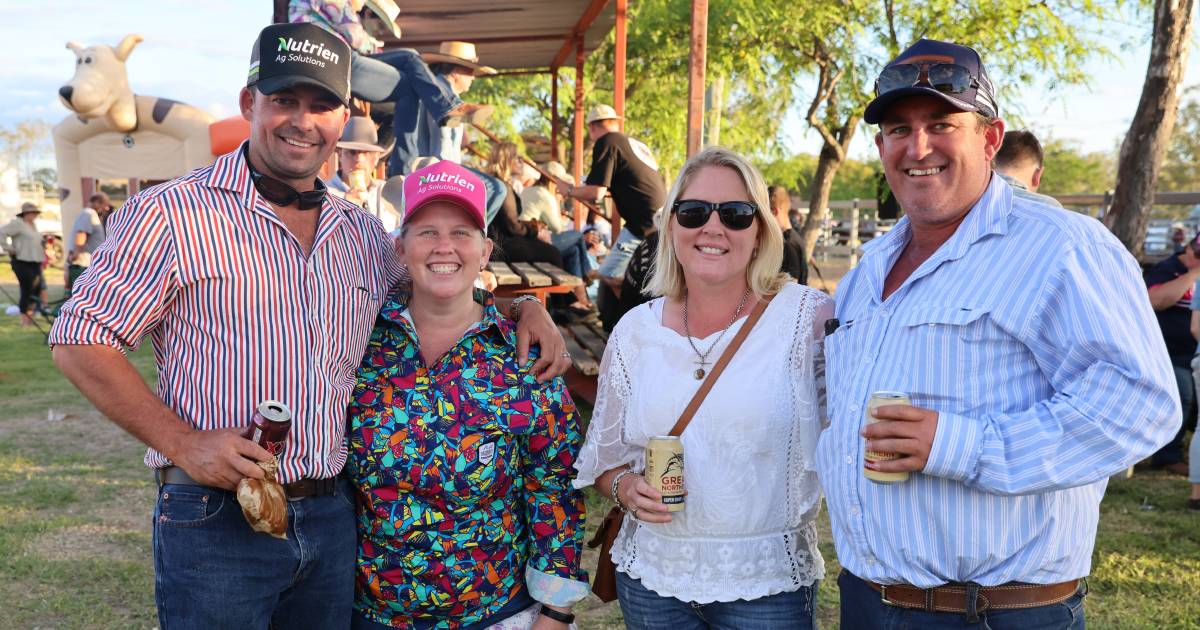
xmin=345 ymin=161 xmax=587 ymax=630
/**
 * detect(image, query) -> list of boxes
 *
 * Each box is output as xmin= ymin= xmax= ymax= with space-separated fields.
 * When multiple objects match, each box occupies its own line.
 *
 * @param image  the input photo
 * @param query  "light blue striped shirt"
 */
xmin=820 ymin=174 xmax=1180 ymax=587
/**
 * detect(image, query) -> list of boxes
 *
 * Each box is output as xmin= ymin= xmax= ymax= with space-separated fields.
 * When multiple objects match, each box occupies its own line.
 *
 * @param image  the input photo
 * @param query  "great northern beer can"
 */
xmin=864 ymin=391 xmax=911 ymax=484
xmin=645 ymin=436 xmax=685 ymax=512
xmin=242 ymin=400 xmax=292 ymax=456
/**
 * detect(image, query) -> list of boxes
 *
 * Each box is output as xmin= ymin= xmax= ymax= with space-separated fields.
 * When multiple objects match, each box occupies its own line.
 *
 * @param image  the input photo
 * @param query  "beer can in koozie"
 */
xmin=243 ymin=400 xmax=292 ymax=456
xmin=864 ymin=391 xmax=911 ymax=484
xmin=645 ymin=436 xmax=685 ymax=512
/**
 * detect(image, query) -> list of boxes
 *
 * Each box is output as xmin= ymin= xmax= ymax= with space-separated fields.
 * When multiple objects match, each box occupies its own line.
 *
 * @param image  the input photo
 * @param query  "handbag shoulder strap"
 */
xmin=667 ymin=293 xmax=774 ymax=437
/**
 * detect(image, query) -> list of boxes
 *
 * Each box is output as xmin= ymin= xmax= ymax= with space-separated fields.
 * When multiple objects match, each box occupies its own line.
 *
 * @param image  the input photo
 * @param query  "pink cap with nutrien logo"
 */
xmin=403 ymin=161 xmax=487 ymax=230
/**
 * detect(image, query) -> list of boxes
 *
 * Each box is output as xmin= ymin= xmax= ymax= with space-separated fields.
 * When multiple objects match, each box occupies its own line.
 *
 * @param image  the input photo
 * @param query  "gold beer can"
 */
xmin=645 ymin=436 xmax=686 ymax=512
xmin=864 ymin=391 xmax=911 ymax=484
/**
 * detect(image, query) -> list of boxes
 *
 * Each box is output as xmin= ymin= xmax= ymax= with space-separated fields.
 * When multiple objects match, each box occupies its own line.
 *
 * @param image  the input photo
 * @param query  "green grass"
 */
xmin=2 ymin=266 xmax=1199 ymax=627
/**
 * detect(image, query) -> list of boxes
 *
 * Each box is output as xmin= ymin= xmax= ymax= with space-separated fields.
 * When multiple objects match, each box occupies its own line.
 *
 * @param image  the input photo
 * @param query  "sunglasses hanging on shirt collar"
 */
xmin=242 ymin=144 xmax=327 ymax=210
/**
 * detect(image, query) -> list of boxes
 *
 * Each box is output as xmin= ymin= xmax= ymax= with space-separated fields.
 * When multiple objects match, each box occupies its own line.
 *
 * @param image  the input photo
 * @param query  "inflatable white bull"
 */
xmin=54 ymin=34 xmax=215 ymax=234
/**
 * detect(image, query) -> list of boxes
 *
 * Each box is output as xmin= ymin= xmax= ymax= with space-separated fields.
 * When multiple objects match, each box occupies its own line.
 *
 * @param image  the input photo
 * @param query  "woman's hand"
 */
xmin=530 ymin=616 xmax=568 ymax=630
xmin=617 ymin=473 xmax=674 ymax=524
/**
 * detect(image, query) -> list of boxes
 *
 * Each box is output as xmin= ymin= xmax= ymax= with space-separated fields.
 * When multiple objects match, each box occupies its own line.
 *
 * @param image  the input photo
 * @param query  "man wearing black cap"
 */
xmin=49 ymin=22 xmax=567 ymax=628
xmin=819 ymin=39 xmax=1178 ymax=628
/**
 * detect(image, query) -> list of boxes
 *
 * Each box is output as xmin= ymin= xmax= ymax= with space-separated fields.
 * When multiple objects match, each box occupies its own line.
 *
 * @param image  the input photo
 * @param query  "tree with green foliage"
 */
xmin=1038 ymin=138 xmax=1117 ymax=196
xmin=1158 ymin=95 xmax=1200 ymax=193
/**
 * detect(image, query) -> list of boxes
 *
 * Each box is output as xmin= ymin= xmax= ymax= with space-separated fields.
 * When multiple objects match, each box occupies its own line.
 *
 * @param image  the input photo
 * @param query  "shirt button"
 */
xmin=845 ymin=455 xmax=853 ymax=465
xmin=850 ymin=403 xmax=860 ymax=412
xmin=881 ymin=310 xmax=890 ymax=317
xmin=850 ymin=506 xmax=860 ymax=516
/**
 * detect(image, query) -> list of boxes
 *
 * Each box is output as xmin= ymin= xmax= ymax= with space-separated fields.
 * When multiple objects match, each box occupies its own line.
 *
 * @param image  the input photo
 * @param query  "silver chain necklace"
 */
xmin=682 ymin=288 xmax=750 ymax=380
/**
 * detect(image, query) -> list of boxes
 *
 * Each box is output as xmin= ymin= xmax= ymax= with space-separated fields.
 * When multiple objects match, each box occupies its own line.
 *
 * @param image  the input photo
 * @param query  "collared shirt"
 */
xmin=821 ymin=174 xmax=1179 ymax=587
xmin=49 ymin=143 xmax=404 ymax=483
xmin=1 ymin=218 xmax=44 ymax=263
xmin=347 ymin=290 xmax=588 ymax=628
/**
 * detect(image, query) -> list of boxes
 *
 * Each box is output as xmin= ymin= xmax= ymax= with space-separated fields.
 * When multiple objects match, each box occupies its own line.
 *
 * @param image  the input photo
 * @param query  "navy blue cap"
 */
xmin=864 ymin=38 xmax=998 ymax=125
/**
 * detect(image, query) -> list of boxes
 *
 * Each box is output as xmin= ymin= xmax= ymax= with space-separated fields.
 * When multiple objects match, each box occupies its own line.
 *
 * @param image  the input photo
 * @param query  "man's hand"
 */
xmin=861 ymin=404 xmax=940 ymax=473
xmin=168 ymin=428 xmax=273 ymax=491
xmin=515 ymin=300 xmax=570 ymax=382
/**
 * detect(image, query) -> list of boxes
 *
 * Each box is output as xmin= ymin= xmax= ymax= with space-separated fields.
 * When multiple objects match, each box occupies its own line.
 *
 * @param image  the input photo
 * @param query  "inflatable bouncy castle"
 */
xmin=53 ymin=34 xmax=248 ymax=234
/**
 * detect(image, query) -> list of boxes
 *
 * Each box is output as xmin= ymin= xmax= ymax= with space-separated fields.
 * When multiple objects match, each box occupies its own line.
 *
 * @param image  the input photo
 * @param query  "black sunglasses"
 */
xmin=671 ymin=200 xmax=758 ymax=230
xmin=243 ymin=145 xmax=327 ymax=210
xmin=874 ymin=62 xmax=979 ymax=97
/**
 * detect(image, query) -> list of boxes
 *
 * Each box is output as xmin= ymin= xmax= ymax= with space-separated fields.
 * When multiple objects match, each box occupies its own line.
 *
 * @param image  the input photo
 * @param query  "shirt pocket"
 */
xmin=898 ymin=304 xmax=997 ymax=404
xmin=445 ymin=429 xmax=518 ymax=508
xmin=823 ymin=318 xmax=863 ymax=426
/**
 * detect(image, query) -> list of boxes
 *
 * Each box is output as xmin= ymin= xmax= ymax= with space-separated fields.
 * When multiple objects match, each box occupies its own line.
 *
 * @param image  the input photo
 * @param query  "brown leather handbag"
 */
xmin=586 ymin=294 xmax=774 ymax=602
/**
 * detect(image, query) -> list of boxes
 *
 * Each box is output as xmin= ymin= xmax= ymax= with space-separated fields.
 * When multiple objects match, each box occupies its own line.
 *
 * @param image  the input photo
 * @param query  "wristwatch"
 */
xmin=539 ymin=605 xmax=575 ymax=624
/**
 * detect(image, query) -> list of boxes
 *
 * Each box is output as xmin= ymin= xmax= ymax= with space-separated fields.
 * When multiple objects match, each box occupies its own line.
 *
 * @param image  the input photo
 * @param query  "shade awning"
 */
xmin=367 ymin=0 xmax=616 ymax=71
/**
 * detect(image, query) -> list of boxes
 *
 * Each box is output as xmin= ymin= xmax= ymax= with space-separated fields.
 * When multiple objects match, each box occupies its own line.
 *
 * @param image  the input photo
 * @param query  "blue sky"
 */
xmin=4 ymin=1 xmax=1197 ymax=163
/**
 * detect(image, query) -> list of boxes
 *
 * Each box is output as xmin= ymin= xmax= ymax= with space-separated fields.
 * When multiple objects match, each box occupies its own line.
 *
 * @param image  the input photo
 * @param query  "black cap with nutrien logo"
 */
xmin=247 ymin=23 xmax=351 ymax=106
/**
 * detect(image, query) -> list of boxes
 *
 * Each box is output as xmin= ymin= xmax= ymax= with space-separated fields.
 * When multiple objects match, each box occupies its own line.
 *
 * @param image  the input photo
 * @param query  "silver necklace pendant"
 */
xmin=694 ymin=368 xmax=706 ymax=380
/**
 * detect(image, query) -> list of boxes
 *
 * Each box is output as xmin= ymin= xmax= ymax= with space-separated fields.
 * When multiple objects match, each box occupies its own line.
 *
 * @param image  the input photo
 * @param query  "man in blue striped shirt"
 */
xmin=821 ymin=38 xmax=1179 ymax=629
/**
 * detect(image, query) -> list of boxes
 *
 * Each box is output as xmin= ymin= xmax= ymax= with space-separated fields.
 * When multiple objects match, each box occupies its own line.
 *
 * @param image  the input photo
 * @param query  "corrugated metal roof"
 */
xmin=367 ymin=0 xmax=615 ymax=71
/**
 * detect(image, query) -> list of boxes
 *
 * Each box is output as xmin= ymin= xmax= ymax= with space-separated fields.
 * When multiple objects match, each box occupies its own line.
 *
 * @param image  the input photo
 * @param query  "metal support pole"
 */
xmin=551 ymin=67 xmax=560 ymax=162
xmin=614 ymin=0 xmax=628 ymax=132
xmin=685 ymin=0 xmax=708 ymax=157
xmin=573 ymin=38 xmax=586 ymax=231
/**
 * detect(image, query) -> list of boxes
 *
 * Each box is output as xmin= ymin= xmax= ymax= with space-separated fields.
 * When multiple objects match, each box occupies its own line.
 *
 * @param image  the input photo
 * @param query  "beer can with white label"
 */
xmin=864 ymin=391 xmax=911 ymax=484
xmin=645 ymin=436 xmax=686 ymax=512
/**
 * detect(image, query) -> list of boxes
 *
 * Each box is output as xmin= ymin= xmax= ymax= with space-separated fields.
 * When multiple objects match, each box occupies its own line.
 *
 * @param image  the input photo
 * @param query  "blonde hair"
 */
xmin=645 ymin=146 xmax=789 ymax=300
xmin=488 ymin=141 xmax=520 ymax=182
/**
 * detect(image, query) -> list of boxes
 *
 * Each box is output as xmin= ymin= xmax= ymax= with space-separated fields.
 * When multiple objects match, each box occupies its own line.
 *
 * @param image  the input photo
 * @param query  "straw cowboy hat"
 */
xmin=421 ymin=41 xmax=497 ymax=76
xmin=337 ymin=116 xmax=394 ymax=154
xmin=17 ymin=202 xmax=42 ymax=217
xmin=585 ymin=104 xmax=622 ymax=124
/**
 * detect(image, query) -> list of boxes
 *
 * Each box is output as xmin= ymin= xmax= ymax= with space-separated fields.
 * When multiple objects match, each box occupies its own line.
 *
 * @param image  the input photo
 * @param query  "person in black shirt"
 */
xmin=557 ymin=104 xmax=665 ymax=299
xmin=1144 ymin=234 xmax=1200 ymax=473
xmin=769 ymin=185 xmax=808 ymax=285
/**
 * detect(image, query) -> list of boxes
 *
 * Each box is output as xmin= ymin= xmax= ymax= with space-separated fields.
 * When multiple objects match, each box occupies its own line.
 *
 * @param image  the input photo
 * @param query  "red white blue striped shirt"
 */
xmin=49 ymin=144 xmax=404 ymax=483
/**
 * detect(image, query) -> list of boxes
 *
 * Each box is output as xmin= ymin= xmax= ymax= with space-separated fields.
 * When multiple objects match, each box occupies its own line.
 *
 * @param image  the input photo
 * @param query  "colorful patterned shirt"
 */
xmin=289 ymin=0 xmax=381 ymax=54
xmin=347 ymin=290 xmax=588 ymax=629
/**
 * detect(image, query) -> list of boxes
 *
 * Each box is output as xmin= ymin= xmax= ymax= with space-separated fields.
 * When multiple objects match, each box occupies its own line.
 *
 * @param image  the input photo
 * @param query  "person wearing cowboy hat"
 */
xmin=556 ymin=104 xmax=666 ymax=328
xmin=329 ymin=116 xmax=402 ymax=231
xmin=2 ymin=202 xmax=48 ymax=327
xmin=378 ymin=41 xmax=497 ymax=176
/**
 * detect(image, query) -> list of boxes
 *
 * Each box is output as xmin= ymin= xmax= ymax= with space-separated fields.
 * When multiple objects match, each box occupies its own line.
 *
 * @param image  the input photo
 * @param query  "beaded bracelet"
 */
xmin=609 ymin=468 xmax=637 ymax=511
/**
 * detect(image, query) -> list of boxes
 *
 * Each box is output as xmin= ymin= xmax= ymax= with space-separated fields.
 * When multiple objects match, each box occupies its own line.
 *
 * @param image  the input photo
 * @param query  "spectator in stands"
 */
xmin=556 ymin=105 xmax=666 ymax=299
xmin=1146 ymin=232 xmax=1200 ymax=475
xmin=993 ymin=129 xmax=1064 ymax=208
xmin=328 ymin=116 xmax=401 ymax=232
xmin=770 ymin=185 xmax=808 ymax=284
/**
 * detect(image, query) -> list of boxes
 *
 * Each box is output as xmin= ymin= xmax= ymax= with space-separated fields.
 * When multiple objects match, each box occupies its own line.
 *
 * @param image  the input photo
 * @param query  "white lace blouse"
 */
xmin=573 ymin=282 xmax=834 ymax=603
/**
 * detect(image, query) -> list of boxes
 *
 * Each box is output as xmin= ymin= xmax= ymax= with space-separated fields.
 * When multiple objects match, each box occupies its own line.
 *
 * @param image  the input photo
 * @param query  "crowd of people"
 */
xmin=37 ymin=12 xmax=1190 ymax=630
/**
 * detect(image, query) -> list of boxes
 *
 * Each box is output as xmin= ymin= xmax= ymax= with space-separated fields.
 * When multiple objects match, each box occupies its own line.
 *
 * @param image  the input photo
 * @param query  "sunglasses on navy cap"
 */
xmin=874 ymin=61 xmax=980 ymax=98
xmin=671 ymin=199 xmax=758 ymax=230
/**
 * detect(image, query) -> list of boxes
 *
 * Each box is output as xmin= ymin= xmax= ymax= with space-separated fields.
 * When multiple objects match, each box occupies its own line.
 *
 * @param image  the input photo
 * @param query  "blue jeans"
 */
xmin=552 ymin=230 xmax=592 ymax=278
xmin=597 ymin=227 xmax=642 ymax=279
xmin=1151 ymin=364 xmax=1196 ymax=466
xmin=372 ymin=49 xmax=460 ymax=175
xmin=615 ymin=570 xmax=818 ymax=630
xmin=838 ymin=571 xmax=1087 ymax=630
xmin=152 ymin=477 xmax=357 ymax=629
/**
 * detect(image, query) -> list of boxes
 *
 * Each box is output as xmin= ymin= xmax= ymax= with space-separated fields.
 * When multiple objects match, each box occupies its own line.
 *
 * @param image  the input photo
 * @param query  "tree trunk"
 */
xmin=1103 ymin=0 xmax=1195 ymax=257
xmin=801 ymin=141 xmax=847 ymax=262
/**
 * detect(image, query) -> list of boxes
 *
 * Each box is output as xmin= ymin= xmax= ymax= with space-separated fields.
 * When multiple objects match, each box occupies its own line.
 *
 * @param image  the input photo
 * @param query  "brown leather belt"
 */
xmin=861 ymin=573 xmax=1083 ymax=614
xmin=155 ymin=466 xmax=336 ymax=499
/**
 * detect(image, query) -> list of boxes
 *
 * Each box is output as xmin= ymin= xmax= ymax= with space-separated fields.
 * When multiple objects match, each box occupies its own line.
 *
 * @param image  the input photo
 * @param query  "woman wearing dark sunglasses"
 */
xmin=574 ymin=147 xmax=834 ymax=629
